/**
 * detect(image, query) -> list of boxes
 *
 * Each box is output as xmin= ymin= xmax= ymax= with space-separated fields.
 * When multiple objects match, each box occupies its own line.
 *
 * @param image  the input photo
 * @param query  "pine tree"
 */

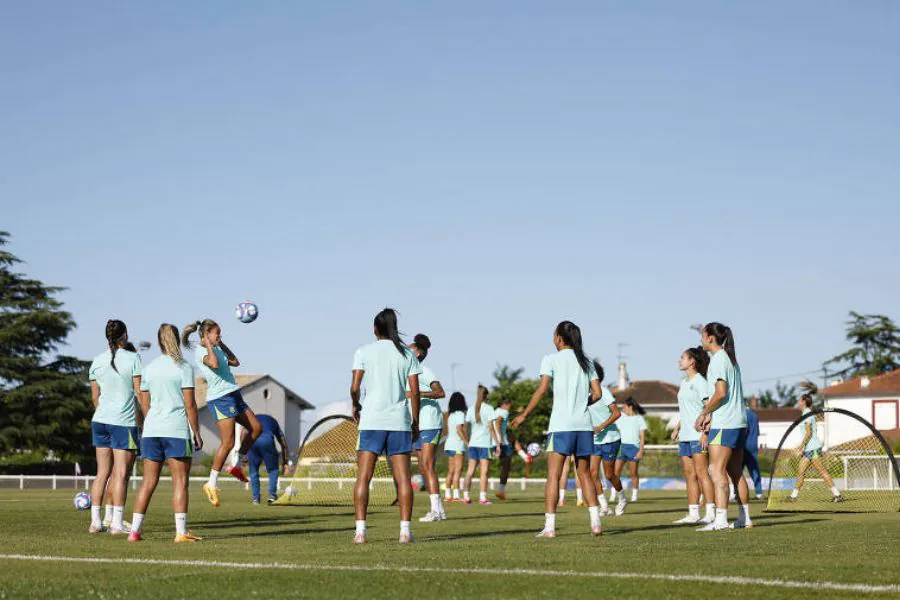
xmin=0 ymin=232 xmax=93 ymax=458
xmin=825 ymin=312 xmax=900 ymax=379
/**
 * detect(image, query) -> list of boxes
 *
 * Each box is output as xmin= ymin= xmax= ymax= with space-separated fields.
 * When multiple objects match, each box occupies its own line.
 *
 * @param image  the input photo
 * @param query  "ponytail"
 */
xmin=592 ymin=360 xmax=605 ymax=383
xmin=159 ymin=324 xmax=183 ymax=364
xmin=684 ymin=346 xmax=710 ymax=378
xmin=625 ymin=396 xmax=646 ymax=416
xmin=704 ymin=322 xmax=738 ymax=367
xmin=105 ymin=319 xmax=127 ymax=373
xmin=374 ymin=308 xmax=405 ymax=356
xmin=182 ymin=319 xmax=219 ymax=349
xmin=555 ymin=321 xmax=591 ymax=373
xmin=475 ymin=385 xmax=488 ymax=424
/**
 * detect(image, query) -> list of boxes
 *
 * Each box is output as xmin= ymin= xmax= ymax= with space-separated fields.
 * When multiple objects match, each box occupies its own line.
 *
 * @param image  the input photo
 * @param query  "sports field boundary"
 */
xmin=0 ymin=554 xmax=896 ymax=594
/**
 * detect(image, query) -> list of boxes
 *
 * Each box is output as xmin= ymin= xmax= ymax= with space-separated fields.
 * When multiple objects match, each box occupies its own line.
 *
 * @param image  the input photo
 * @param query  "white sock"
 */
xmin=112 ymin=506 xmax=124 ymax=529
xmin=576 ymin=488 xmax=584 ymax=503
xmin=588 ymin=505 xmax=601 ymax=527
xmin=631 ymin=489 xmax=638 ymax=502
xmin=452 ymin=488 xmax=460 ymax=499
xmin=131 ymin=512 xmax=145 ymax=534
xmin=91 ymin=505 xmax=102 ymax=527
xmin=715 ymin=508 xmax=728 ymax=527
xmin=233 ymin=452 xmax=246 ymax=468
xmin=499 ymin=483 xmax=506 ymax=493
xmin=599 ymin=494 xmax=609 ymax=510
xmin=790 ymin=488 xmax=799 ymax=499
xmin=544 ymin=512 xmax=556 ymax=532
xmin=705 ymin=503 xmax=716 ymax=519
xmin=559 ymin=489 xmax=566 ymax=503
xmin=355 ymin=520 xmax=366 ymax=535
xmin=175 ymin=512 xmax=187 ymax=536
xmin=463 ymin=490 xmax=470 ymax=501
xmin=208 ymin=470 xmax=220 ymax=488
xmin=445 ymin=488 xmax=452 ymax=500
xmin=479 ymin=491 xmax=487 ymax=502
xmin=400 ymin=520 xmax=411 ymax=536
xmin=689 ymin=504 xmax=700 ymax=518
xmin=518 ymin=449 xmax=529 ymax=460
xmin=609 ymin=489 xmax=617 ymax=502
xmin=831 ymin=486 xmax=840 ymax=497
xmin=103 ymin=504 xmax=113 ymax=523
xmin=429 ymin=494 xmax=440 ymax=513
xmin=740 ymin=504 xmax=752 ymax=524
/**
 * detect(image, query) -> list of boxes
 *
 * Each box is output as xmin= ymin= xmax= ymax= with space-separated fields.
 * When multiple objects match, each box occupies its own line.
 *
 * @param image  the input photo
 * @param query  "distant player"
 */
xmin=493 ymin=397 xmax=514 ymax=501
xmin=614 ymin=398 xmax=647 ymax=503
xmin=409 ymin=334 xmax=448 ymax=523
xmin=88 ymin=319 xmax=142 ymax=535
xmin=789 ymin=389 xmax=844 ymax=503
xmin=744 ymin=406 xmax=763 ymax=499
xmin=512 ymin=321 xmax=603 ymax=538
xmin=462 ymin=385 xmax=500 ymax=505
xmin=694 ymin=322 xmax=752 ymax=531
xmin=587 ymin=361 xmax=625 ymax=516
xmin=672 ymin=347 xmax=715 ymax=525
xmin=128 ymin=324 xmax=203 ymax=543
xmin=443 ymin=392 xmax=469 ymax=503
xmin=350 ymin=308 xmax=422 ymax=544
xmin=242 ymin=414 xmax=288 ymax=505
xmin=183 ymin=319 xmax=262 ymax=507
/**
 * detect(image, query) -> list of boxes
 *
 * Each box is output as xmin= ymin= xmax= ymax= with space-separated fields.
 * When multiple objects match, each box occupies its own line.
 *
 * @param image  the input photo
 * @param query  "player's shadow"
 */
xmin=445 ymin=512 xmax=546 ymax=522
xmin=211 ymin=525 xmax=350 ymax=539
xmin=418 ymin=529 xmax=537 ymax=542
xmin=606 ymin=515 xmax=827 ymax=535
xmin=191 ymin=516 xmax=316 ymax=529
xmin=624 ymin=508 xmax=686 ymax=515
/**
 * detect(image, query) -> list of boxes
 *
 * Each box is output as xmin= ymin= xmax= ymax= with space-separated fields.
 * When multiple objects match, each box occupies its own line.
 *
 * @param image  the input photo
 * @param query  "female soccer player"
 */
xmin=409 ymin=333 xmax=447 ymax=522
xmin=671 ymin=347 xmax=716 ymax=525
xmin=614 ymin=398 xmax=648 ymax=503
xmin=443 ymin=392 xmax=469 ymax=503
xmin=493 ymin=397 xmax=514 ymax=500
xmin=789 ymin=390 xmax=844 ymax=503
xmin=128 ymin=324 xmax=203 ymax=543
xmin=183 ymin=319 xmax=262 ymax=507
xmin=350 ymin=308 xmax=422 ymax=544
xmin=588 ymin=361 xmax=625 ymax=516
xmin=88 ymin=319 xmax=142 ymax=534
xmin=512 ymin=321 xmax=603 ymax=538
xmin=462 ymin=385 xmax=500 ymax=505
xmin=694 ymin=322 xmax=752 ymax=531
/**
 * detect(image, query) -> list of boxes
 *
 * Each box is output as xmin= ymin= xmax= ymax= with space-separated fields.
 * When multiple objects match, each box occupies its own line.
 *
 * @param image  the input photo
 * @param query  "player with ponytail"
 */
xmin=443 ymin=392 xmax=469 ymax=503
xmin=587 ymin=361 xmax=625 ymax=516
xmin=512 ymin=321 xmax=604 ymax=538
xmin=789 ymin=384 xmax=844 ymax=503
xmin=88 ymin=320 xmax=142 ymax=534
xmin=351 ymin=308 xmax=422 ymax=543
xmin=695 ymin=322 xmax=751 ymax=531
xmin=462 ymin=384 xmax=501 ymax=505
xmin=183 ymin=319 xmax=262 ymax=507
xmin=409 ymin=333 xmax=448 ymax=522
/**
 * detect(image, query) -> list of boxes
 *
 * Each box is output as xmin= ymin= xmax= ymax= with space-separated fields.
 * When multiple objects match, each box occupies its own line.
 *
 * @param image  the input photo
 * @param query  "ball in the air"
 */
xmin=235 ymin=301 xmax=259 ymax=324
xmin=411 ymin=473 xmax=425 ymax=491
xmin=73 ymin=491 xmax=91 ymax=510
xmin=526 ymin=443 xmax=541 ymax=457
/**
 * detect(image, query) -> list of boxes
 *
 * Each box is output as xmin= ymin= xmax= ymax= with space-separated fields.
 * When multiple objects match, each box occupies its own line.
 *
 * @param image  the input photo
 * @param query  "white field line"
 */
xmin=0 ymin=554 xmax=897 ymax=594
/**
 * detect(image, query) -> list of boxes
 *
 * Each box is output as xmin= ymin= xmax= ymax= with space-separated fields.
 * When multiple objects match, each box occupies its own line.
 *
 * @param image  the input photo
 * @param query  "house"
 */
xmin=821 ymin=370 xmax=900 ymax=448
xmin=610 ymin=380 xmax=681 ymax=422
xmin=195 ymin=374 xmax=315 ymax=458
xmin=754 ymin=406 xmax=802 ymax=449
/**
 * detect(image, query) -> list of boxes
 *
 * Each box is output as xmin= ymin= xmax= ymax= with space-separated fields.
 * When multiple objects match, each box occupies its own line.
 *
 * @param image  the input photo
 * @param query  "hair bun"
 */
xmin=414 ymin=333 xmax=431 ymax=351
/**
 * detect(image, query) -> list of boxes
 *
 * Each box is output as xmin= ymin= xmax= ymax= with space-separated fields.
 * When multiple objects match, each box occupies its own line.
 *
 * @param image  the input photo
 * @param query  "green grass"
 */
xmin=0 ymin=486 xmax=898 ymax=599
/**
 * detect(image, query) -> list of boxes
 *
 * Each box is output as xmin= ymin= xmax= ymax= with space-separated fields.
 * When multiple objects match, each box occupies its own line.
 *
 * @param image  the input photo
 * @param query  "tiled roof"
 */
xmin=821 ymin=370 xmax=900 ymax=398
xmin=756 ymin=408 xmax=802 ymax=423
xmin=611 ymin=380 xmax=680 ymax=406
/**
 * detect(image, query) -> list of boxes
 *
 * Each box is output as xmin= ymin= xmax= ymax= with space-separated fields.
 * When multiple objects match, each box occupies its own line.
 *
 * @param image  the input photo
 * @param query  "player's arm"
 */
xmin=418 ymin=380 xmax=445 ymax=400
xmin=138 ymin=389 xmax=151 ymax=418
xmin=456 ymin=424 xmax=469 ymax=446
xmin=201 ymin=338 xmax=219 ymax=369
xmin=133 ymin=376 xmax=144 ymax=429
xmin=512 ymin=375 xmax=551 ymax=428
xmin=696 ymin=381 xmax=726 ymax=431
xmin=798 ymin=422 xmax=813 ymax=452
xmin=589 ymin=379 xmax=602 ymax=403
xmin=671 ymin=419 xmax=681 ymax=441
xmin=350 ymin=369 xmax=364 ymax=423
xmin=183 ymin=388 xmax=203 ymax=451
xmin=593 ymin=403 xmax=621 ymax=434
xmin=408 ymin=374 xmax=421 ymax=441
xmin=90 ymin=381 xmax=101 ymax=409
xmin=637 ymin=428 xmax=646 ymax=459
xmin=218 ymin=340 xmax=240 ymax=367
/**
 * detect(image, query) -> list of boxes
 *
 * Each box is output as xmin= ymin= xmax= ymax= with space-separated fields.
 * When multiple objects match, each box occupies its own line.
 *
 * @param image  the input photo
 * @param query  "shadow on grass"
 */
xmin=209 ymin=525 xmax=351 ymax=539
xmin=444 ymin=512 xmax=546 ymax=522
xmin=605 ymin=516 xmax=828 ymax=535
xmin=418 ymin=529 xmax=538 ymax=542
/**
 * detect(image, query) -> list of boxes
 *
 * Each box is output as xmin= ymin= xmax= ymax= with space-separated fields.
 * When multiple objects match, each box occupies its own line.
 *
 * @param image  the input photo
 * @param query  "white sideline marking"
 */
xmin=0 ymin=554 xmax=897 ymax=594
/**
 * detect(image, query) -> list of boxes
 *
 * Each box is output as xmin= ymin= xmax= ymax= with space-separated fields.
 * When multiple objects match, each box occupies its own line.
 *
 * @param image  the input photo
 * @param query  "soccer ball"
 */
xmin=284 ymin=486 xmax=297 ymax=497
xmin=235 ymin=301 xmax=259 ymax=324
xmin=73 ymin=492 xmax=91 ymax=510
xmin=411 ymin=473 xmax=425 ymax=491
xmin=526 ymin=443 xmax=541 ymax=457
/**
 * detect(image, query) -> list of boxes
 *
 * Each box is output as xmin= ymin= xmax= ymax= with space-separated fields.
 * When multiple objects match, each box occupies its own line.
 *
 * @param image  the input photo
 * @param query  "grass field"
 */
xmin=0 ymin=485 xmax=898 ymax=599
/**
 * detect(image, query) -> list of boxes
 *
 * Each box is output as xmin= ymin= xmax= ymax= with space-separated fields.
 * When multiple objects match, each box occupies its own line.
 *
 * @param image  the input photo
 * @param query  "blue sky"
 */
xmin=2 ymin=2 xmax=898 ymax=427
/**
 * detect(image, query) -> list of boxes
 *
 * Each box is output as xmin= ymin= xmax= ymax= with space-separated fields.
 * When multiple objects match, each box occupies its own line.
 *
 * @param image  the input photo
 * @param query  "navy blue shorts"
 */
xmin=709 ymin=428 xmax=747 ymax=450
xmin=357 ymin=430 xmax=412 ymax=456
xmin=593 ymin=440 xmax=621 ymax=461
xmin=208 ymin=390 xmax=250 ymax=421
xmin=546 ymin=431 xmax=593 ymax=458
xmin=618 ymin=443 xmax=641 ymax=462
xmin=413 ymin=428 xmax=442 ymax=450
xmin=141 ymin=437 xmax=192 ymax=462
xmin=499 ymin=444 xmax=513 ymax=458
xmin=92 ymin=422 xmax=139 ymax=451
xmin=679 ymin=440 xmax=705 ymax=457
xmin=467 ymin=447 xmax=493 ymax=461
xmin=445 ymin=449 xmax=460 ymax=457
xmin=802 ymin=448 xmax=823 ymax=461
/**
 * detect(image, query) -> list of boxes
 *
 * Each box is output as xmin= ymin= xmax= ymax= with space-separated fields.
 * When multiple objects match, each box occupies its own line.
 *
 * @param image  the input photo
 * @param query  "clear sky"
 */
xmin=2 ymin=2 xmax=898 ymax=428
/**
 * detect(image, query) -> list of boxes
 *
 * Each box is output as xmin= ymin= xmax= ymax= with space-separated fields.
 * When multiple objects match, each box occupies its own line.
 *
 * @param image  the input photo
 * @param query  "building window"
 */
xmin=263 ymin=388 xmax=270 ymax=400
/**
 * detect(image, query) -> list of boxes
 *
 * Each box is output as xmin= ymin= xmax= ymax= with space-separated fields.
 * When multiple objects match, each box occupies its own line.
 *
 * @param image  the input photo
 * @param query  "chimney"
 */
xmin=618 ymin=361 xmax=630 ymax=391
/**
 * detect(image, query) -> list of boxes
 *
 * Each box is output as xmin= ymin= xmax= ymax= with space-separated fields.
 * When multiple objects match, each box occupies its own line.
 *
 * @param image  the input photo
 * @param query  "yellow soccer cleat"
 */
xmin=174 ymin=530 xmax=203 ymax=543
xmin=202 ymin=483 xmax=220 ymax=507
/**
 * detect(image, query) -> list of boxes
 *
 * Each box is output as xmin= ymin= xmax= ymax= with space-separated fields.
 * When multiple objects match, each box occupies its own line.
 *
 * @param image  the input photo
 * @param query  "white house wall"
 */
xmin=825 ymin=397 xmax=877 ymax=448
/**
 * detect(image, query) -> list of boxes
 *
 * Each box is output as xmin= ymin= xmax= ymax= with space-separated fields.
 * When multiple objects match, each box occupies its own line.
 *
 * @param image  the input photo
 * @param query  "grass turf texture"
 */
xmin=0 ymin=487 xmax=898 ymax=599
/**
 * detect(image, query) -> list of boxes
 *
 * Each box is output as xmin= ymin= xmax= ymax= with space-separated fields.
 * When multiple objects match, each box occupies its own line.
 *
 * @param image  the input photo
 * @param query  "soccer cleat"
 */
xmin=353 ymin=532 xmax=367 ymax=544
xmin=614 ymin=499 xmax=627 ymax=517
xmin=108 ymin=525 xmax=130 ymax=536
xmin=251 ymin=498 xmax=260 ymax=505
xmin=418 ymin=511 xmax=442 ymax=522
xmin=102 ymin=517 xmax=132 ymax=530
xmin=591 ymin=524 xmax=603 ymax=537
xmin=701 ymin=514 xmax=715 ymax=525
xmin=535 ymin=529 xmax=557 ymax=539
xmin=225 ymin=465 xmax=249 ymax=483
xmin=462 ymin=498 xmax=472 ymax=505
xmin=673 ymin=514 xmax=702 ymax=525
xmin=832 ymin=495 xmax=845 ymax=503
xmin=202 ymin=483 xmax=220 ymax=507
xmin=88 ymin=524 xmax=106 ymax=534
xmin=495 ymin=492 xmax=507 ymax=501
xmin=576 ymin=500 xmax=587 ymax=508
xmin=438 ymin=511 xmax=448 ymax=521
xmin=268 ymin=497 xmax=277 ymax=505
xmin=127 ymin=531 xmax=143 ymax=542
xmin=174 ymin=531 xmax=202 ymax=543
xmin=479 ymin=499 xmax=493 ymax=506
xmin=399 ymin=532 xmax=415 ymax=544
xmin=729 ymin=519 xmax=754 ymax=529
xmin=696 ymin=522 xmax=729 ymax=532
xmin=598 ymin=507 xmax=612 ymax=517
xmin=786 ymin=495 xmax=799 ymax=502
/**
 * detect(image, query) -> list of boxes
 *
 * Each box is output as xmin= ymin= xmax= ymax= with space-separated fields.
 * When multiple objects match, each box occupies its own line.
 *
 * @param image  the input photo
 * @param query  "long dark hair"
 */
xmin=799 ymin=380 xmax=818 ymax=409
xmin=593 ymin=360 xmax=605 ymax=383
xmin=625 ymin=396 xmax=646 ymax=415
xmin=448 ymin=392 xmax=467 ymax=414
xmin=684 ymin=346 xmax=710 ymax=378
xmin=556 ymin=321 xmax=590 ymax=373
xmin=413 ymin=333 xmax=431 ymax=361
xmin=704 ymin=322 xmax=737 ymax=366
xmin=374 ymin=308 xmax=405 ymax=355
xmin=105 ymin=319 xmax=127 ymax=373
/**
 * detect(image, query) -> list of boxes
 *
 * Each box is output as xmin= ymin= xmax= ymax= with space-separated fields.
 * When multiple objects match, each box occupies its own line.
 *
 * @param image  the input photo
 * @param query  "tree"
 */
xmin=749 ymin=381 xmax=798 ymax=408
xmin=825 ymin=312 xmax=900 ymax=378
xmin=0 ymin=232 xmax=93 ymax=458
xmin=488 ymin=364 xmax=550 ymax=445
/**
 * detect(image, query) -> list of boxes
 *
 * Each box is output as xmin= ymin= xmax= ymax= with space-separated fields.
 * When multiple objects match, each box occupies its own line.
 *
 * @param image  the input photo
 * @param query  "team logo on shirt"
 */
xmin=229 ymin=407 xmax=236 ymax=415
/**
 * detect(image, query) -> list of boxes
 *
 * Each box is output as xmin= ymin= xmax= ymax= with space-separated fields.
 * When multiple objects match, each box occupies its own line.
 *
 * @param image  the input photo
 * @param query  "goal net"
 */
xmin=272 ymin=415 xmax=396 ymax=507
xmin=766 ymin=407 xmax=900 ymax=513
